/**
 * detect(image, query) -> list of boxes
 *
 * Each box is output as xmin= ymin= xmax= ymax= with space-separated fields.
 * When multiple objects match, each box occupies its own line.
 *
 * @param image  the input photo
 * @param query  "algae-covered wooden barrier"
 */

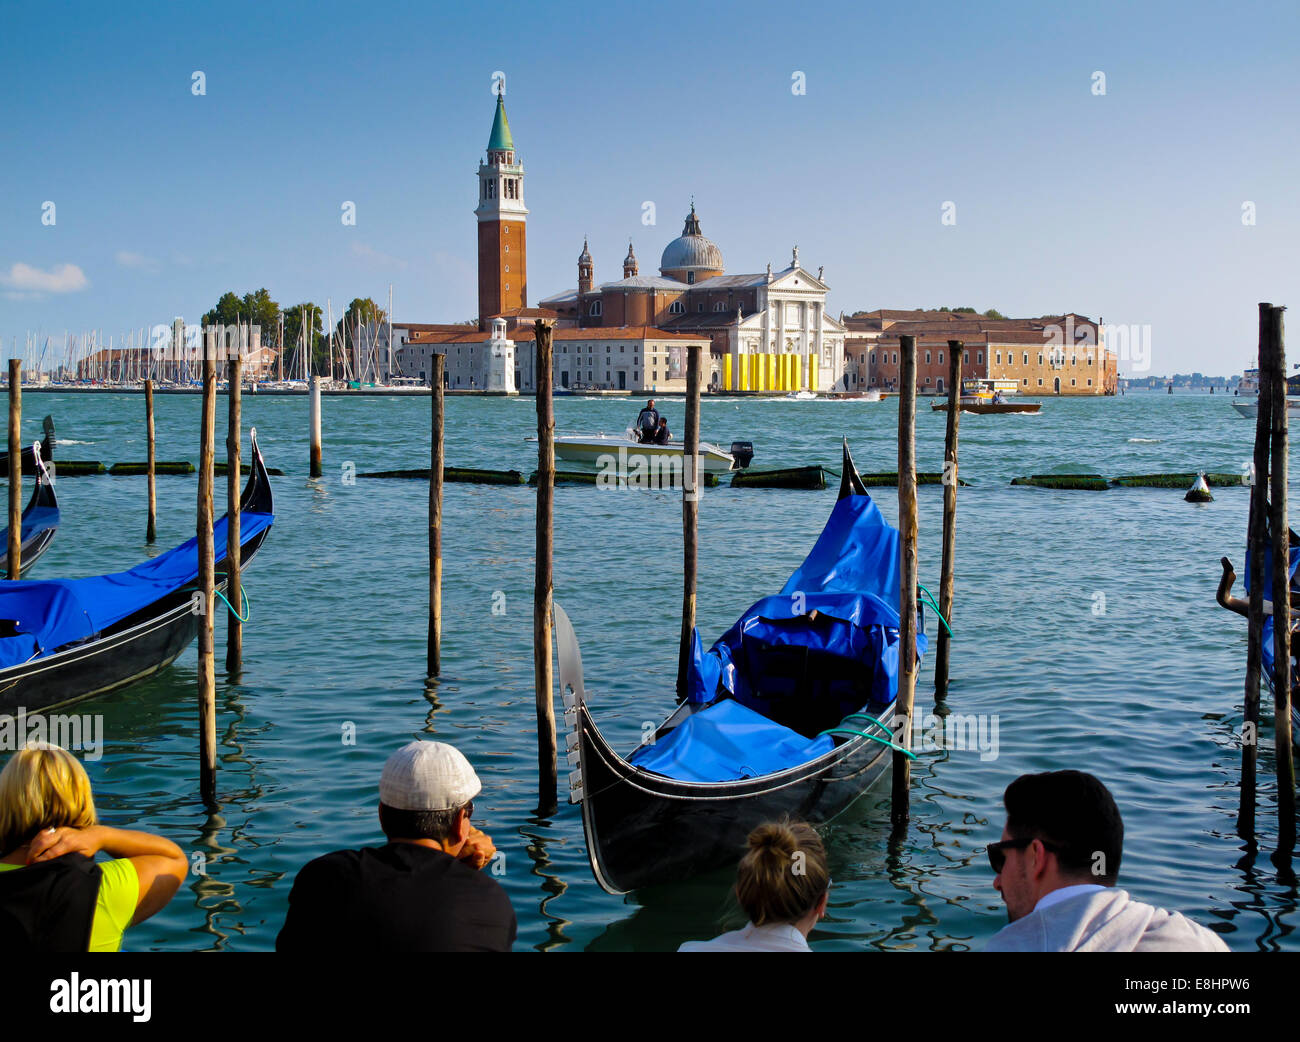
xmin=359 ymin=467 xmax=525 ymax=485
xmin=1012 ymin=471 xmax=1242 ymax=490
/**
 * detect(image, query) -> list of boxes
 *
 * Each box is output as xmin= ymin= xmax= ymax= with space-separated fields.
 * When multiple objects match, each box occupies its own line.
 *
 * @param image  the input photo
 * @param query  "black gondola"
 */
xmin=0 ymin=444 xmax=59 ymax=578
xmin=0 ymin=429 xmax=274 ymax=716
xmin=555 ymin=439 xmax=926 ymax=894
xmin=0 ymin=416 xmax=55 ymax=477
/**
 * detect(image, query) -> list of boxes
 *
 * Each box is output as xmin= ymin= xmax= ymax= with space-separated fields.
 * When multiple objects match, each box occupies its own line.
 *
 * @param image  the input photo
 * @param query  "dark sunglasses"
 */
xmin=463 ymin=800 xmax=474 ymax=821
xmin=987 ymin=836 xmax=1064 ymax=874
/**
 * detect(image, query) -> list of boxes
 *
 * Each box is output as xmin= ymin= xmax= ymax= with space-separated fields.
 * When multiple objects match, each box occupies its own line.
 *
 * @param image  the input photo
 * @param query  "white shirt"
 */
xmin=678 ymin=922 xmax=811 ymax=952
xmin=1033 ymin=883 xmax=1106 ymax=914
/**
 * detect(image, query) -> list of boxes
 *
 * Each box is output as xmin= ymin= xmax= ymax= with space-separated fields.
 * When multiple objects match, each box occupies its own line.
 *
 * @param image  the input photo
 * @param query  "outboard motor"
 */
xmin=730 ymin=440 xmax=755 ymax=469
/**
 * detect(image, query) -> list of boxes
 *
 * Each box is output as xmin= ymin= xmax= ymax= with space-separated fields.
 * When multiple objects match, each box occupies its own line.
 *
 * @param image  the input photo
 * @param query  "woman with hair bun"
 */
xmin=679 ymin=818 xmax=830 ymax=952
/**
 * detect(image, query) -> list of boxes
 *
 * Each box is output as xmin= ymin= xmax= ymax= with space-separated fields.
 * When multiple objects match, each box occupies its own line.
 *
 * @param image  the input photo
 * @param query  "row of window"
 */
xmin=994 ymin=350 xmax=1095 ymax=366
xmin=869 ymin=350 xmax=985 ymax=366
xmin=868 ymin=375 xmax=1097 ymax=388
xmin=866 ymin=348 xmax=1098 ymax=370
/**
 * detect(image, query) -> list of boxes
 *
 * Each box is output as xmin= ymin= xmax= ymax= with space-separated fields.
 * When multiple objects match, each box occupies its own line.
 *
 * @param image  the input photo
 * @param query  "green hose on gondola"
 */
xmin=916 ymin=583 xmax=953 ymax=638
xmin=214 ymin=586 xmax=250 ymax=623
xmin=817 ymin=712 xmax=917 ymax=759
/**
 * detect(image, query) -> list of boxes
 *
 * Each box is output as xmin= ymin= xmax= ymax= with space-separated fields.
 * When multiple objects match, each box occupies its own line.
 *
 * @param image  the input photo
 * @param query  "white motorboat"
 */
xmin=547 ymin=430 xmax=749 ymax=473
xmin=1231 ymin=398 xmax=1300 ymax=418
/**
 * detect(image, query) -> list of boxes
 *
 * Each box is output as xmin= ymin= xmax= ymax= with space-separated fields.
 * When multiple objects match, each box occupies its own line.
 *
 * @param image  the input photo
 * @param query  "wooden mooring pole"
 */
xmin=677 ymin=344 xmax=701 ymax=700
xmin=935 ymin=340 xmax=962 ymax=702
xmin=198 ymin=355 xmax=217 ymax=803
xmin=533 ymin=321 xmax=557 ymax=814
xmin=428 ymin=354 xmax=445 ymax=678
xmin=892 ymin=335 xmax=919 ymax=828
xmin=1240 ymin=303 xmax=1273 ymax=837
xmin=7 ymin=360 xmax=21 ymax=581
xmin=145 ymin=378 xmax=157 ymax=543
xmin=1268 ymin=304 xmax=1295 ymax=856
xmin=309 ymin=374 xmax=322 ymax=478
xmin=225 ymin=355 xmax=242 ymax=674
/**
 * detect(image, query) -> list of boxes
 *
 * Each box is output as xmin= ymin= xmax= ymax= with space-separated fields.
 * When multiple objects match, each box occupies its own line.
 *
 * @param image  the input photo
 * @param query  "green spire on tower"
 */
xmin=488 ymin=91 xmax=514 ymax=152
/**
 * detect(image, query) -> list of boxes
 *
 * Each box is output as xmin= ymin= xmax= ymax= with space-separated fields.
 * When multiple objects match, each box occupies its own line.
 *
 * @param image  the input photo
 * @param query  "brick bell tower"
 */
xmin=476 ymin=90 xmax=528 ymax=331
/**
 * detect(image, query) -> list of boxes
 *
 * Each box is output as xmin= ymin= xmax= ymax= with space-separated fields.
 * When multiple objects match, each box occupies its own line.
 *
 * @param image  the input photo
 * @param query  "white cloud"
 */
xmin=351 ymin=242 xmax=408 ymax=269
xmin=115 ymin=250 xmax=159 ymax=273
xmin=0 ymin=262 xmax=89 ymax=293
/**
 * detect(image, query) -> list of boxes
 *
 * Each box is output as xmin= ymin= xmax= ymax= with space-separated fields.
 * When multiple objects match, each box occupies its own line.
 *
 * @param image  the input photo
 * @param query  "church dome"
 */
xmin=659 ymin=204 xmax=723 ymax=278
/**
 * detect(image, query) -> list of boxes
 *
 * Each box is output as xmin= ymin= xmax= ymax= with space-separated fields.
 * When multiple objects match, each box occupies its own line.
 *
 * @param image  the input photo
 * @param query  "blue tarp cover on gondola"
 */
xmin=635 ymin=491 xmax=925 ymax=783
xmin=628 ymin=699 xmax=835 ymax=782
xmin=0 ymin=511 xmax=273 ymax=669
xmin=692 ymin=493 xmax=926 ymax=707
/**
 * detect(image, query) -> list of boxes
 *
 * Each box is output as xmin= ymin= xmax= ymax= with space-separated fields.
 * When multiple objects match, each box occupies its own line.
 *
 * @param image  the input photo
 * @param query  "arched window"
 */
xmin=669 ymin=300 xmax=685 ymax=315
xmin=589 ymin=300 xmax=603 ymax=317
xmin=713 ymin=301 xmax=725 ymax=312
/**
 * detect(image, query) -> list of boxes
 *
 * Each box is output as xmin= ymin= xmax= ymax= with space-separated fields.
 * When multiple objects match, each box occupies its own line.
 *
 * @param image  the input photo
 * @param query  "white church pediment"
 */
xmin=767 ymin=267 xmax=829 ymax=293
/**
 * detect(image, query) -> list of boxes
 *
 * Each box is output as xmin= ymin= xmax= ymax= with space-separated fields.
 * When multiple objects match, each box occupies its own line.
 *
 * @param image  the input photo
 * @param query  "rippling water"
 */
xmin=10 ymin=387 xmax=1297 ymax=952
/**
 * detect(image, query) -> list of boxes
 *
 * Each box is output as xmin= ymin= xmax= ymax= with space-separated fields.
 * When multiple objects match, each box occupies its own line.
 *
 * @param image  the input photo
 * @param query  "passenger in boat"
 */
xmin=992 ymin=389 xmax=1004 ymax=404
xmin=635 ymin=399 xmax=659 ymax=443
xmin=985 ymin=770 xmax=1228 ymax=952
xmin=277 ymin=740 xmax=516 ymax=952
xmin=678 ymin=819 xmax=828 ymax=952
xmin=0 ymin=743 xmax=188 ymax=951
xmin=652 ymin=417 xmax=672 ymax=444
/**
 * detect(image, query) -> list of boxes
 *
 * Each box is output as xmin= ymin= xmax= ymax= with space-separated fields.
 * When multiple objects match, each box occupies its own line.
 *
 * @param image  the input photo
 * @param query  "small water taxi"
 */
xmin=932 ymin=380 xmax=1040 ymax=414
xmin=550 ymin=432 xmax=749 ymax=473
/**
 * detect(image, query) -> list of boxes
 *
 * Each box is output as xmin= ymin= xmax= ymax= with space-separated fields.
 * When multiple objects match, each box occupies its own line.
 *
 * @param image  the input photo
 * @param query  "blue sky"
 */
xmin=1 ymin=0 xmax=1296 ymax=375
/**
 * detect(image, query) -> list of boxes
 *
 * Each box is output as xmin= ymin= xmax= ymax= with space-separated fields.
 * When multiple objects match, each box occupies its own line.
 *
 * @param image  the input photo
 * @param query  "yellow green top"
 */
xmin=488 ymin=93 xmax=514 ymax=152
xmin=0 ymin=857 xmax=138 ymax=952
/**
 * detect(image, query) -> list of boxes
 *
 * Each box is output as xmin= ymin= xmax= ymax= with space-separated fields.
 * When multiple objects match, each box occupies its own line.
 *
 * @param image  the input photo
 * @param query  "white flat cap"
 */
xmin=379 ymin=740 xmax=482 ymax=812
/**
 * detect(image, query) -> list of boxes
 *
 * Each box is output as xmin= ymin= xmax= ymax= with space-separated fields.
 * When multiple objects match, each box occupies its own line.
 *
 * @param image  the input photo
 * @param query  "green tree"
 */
xmin=333 ymin=297 xmax=389 ymax=379
xmin=202 ymin=288 xmax=282 ymax=352
xmin=241 ymin=288 xmax=281 ymax=350
xmin=202 ymin=291 xmax=243 ymax=328
xmin=984 ymin=308 xmax=1007 ymax=320
xmin=282 ymin=303 xmax=325 ymax=377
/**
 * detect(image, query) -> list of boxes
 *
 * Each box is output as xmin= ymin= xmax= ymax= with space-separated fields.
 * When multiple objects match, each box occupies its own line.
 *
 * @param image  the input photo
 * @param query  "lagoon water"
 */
xmin=10 ymin=388 xmax=1296 ymax=952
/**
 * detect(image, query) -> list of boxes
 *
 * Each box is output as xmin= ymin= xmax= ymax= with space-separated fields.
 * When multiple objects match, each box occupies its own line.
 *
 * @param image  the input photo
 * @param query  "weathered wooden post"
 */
xmin=7 ymin=359 xmax=21 ymax=581
xmin=309 ymin=373 xmax=322 ymax=478
xmin=534 ymin=321 xmax=558 ymax=814
xmin=428 ymin=354 xmax=445 ymax=678
xmin=145 ymin=378 xmax=157 ymax=543
xmin=677 ymin=344 xmax=702 ymax=700
xmin=1240 ymin=303 xmax=1273 ymax=837
xmin=1268 ymin=304 xmax=1295 ymax=855
xmin=935 ymin=340 xmax=962 ymax=702
xmin=198 ymin=354 xmax=217 ymax=803
xmin=891 ymin=335 xmax=919 ymax=828
xmin=225 ymin=354 xmax=242 ymax=674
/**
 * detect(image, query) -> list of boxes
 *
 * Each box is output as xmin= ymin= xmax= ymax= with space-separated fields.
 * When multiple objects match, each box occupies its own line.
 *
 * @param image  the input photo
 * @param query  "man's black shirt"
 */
xmin=276 ymin=842 xmax=517 ymax=952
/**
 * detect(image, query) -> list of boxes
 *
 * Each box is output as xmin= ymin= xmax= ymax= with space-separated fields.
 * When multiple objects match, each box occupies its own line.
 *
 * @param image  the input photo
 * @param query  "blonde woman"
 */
xmin=679 ymin=818 xmax=830 ymax=952
xmin=0 ymin=743 xmax=187 ymax=951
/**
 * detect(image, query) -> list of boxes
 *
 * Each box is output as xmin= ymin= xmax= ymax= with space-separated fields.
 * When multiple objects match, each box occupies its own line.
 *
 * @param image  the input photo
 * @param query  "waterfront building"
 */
xmin=846 ymin=310 xmax=1118 ymax=395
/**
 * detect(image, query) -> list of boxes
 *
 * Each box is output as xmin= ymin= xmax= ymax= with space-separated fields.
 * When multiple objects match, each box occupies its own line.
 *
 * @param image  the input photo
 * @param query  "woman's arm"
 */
xmin=27 ymin=825 xmax=188 ymax=926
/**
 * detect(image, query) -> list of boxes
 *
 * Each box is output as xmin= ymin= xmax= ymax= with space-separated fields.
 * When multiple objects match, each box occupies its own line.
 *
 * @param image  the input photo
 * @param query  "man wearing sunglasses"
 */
xmin=985 ymin=770 xmax=1227 ymax=952
xmin=277 ymin=740 xmax=517 ymax=952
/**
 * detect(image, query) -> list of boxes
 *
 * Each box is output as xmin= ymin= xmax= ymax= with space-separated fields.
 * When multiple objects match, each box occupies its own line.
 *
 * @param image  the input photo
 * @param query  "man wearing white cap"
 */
xmin=277 ymin=740 xmax=516 ymax=951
